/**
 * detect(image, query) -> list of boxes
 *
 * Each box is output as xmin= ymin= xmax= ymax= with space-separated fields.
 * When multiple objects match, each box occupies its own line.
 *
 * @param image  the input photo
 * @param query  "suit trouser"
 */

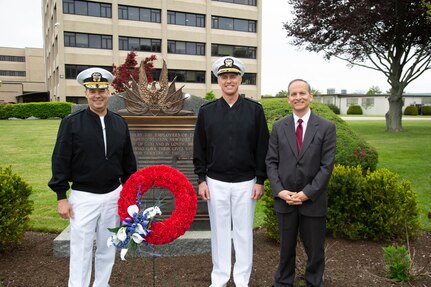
xmin=68 ymin=185 xmax=121 ymax=287
xmin=206 ymin=177 xmax=256 ymax=287
xmin=274 ymin=210 xmax=326 ymax=287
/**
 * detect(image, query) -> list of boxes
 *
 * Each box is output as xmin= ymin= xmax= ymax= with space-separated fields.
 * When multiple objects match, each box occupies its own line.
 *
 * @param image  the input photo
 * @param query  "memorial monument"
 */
xmin=54 ymin=60 xmax=210 ymax=258
xmin=118 ymin=59 xmax=209 ymax=230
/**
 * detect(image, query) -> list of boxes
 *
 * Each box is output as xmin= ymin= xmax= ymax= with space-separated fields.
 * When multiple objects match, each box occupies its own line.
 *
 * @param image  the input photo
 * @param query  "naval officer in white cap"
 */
xmin=193 ymin=56 xmax=269 ymax=287
xmin=49 ymin=67 xmax=137 ymax=287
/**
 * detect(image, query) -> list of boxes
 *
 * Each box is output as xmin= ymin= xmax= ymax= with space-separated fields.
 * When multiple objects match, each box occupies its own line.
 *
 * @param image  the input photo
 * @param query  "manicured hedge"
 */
xmin=0 ymin=102 xmax=73 ymax=119
xmin=326 ymin=103 xmax=340 ymax=114
xmin=404 ymin=105 xmax=418 ymax=116
xmin=327 ymin=165 xmax=420 ymax=241
xmin=422 ymin=106 xmax=431 ymax=115
xmin=347 ymin=105 xmax=363 ymax=115
xmin=262 ymin=165 xmax=420 ymax=242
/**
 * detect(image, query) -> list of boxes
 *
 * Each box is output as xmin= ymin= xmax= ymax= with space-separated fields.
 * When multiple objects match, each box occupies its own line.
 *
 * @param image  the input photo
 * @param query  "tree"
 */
xmin=111 ymin=52 xmax=157 ymax=93
xmin=366 ymin=86 xmax=382 ymax=95
xmin=275 ymin=90 xmax=288 ymax=98
xmin=423 ymin=0 xmax=431 ymax=19
xmin=284 ymin=1 xmax=431 ymax=131
xmin=204 ymin=90 xmax=216 ymax=101
xmin=311 ymin=88 xmax=321 ymax=96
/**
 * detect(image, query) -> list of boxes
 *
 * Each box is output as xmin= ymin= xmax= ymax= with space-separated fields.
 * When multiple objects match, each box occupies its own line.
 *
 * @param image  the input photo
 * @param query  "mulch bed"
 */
xmin=1 ymin=229 xmax=430 ymax=286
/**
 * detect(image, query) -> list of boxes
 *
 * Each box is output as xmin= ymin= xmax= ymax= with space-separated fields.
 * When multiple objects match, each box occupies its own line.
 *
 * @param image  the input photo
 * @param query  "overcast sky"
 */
xmin=1 ymin=0 xmax=430 ymax=95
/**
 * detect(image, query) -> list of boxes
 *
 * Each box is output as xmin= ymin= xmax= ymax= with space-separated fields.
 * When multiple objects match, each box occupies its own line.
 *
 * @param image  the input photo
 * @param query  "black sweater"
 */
xmin=193 ymin=96 xmax=269 ymax=184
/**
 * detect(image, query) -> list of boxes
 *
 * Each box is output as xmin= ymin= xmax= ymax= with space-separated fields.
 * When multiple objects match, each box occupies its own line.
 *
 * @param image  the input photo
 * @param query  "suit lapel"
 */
xmin=281 ymin=115 xmax=298 ymax=158
xmin=299 ymin=112 xmax=319 ymax=159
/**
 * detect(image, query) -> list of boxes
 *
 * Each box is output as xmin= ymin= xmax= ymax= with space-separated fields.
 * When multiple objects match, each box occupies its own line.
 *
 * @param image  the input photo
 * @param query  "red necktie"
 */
xmin=296 ymin=119 xmax=303 ymax=153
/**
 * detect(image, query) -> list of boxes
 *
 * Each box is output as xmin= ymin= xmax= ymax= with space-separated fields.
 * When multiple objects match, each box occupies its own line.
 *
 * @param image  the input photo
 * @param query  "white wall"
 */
xmin=316 ymin=94 xmax=431 ymax=115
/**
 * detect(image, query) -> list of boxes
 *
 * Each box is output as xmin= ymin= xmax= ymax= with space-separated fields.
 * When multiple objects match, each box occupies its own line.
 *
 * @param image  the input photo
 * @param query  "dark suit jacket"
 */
xmin=266 ymin=112 xmax=336 ymax=217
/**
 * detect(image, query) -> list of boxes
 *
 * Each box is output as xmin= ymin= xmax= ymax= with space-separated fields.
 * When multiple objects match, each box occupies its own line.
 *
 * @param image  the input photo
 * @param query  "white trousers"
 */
xmin=68 ymin=185 xmax=121 ymax=287
xmin=207 ymin=177 xmax=256 ymax=287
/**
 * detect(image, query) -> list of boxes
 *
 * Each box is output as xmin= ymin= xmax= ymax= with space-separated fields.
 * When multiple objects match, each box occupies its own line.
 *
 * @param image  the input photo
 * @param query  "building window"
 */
xmin=167 ymin=70 xmax=205 ymax=83
xmin=211 ymin=73 xmax=256 ymax=85
xmin=119 ymin=36 xmax=161 ymax=52
xmin=168 ymin=11 xmax=205 ymax=27
xmin=0 ymin=55 xmax=25 ymax=62
xmin=212 ymin=16 xmax=256 ymax=32
xmin=0 ymin=70 xmax=26 ymax=77
xmin=64 ymin=32 xmax=112 ymax=49
xmin=241 ymin=73 xmax=256 ymax=85
xmin=212 ymin=0 xmax=256 ymax=5
xmin=346 ymin=97 xmax=359 ymax=106
xmin=212 ymin=44 xmax=256 ymax=59
xmin=362 ymin=97 xmax=375 ymax=108
xmin=322 ymin=97 xmax=334 ymax=105
xmin=63 ymin=0 xmax=112 ymax=18
xmin=168 ymin=40 xmax=205 ymax=55
xmin=65 ymin=64 xmax=112 ymax=79
xmin=66 ymin=96 xmax=89 ymax=104
xmin=118 ymin=5 xmax=161 ymax=23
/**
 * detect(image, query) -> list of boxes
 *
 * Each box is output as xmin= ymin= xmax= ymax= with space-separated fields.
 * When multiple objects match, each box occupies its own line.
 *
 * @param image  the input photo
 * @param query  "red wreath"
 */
xmin=118 ymin=165 xmax=197 ymax=245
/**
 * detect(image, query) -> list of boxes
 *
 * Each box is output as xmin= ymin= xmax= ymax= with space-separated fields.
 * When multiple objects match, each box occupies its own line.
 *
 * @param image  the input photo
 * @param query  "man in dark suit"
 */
xmin=266 ymin=79 xmax=336 ymax=287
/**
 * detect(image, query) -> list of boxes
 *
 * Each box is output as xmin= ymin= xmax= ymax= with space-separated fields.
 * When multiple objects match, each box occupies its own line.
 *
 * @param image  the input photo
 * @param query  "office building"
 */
xmin=43 ymin=0 xmax=262 ymax=103
xmin=0 ymin=47 xmax=46 ymax=103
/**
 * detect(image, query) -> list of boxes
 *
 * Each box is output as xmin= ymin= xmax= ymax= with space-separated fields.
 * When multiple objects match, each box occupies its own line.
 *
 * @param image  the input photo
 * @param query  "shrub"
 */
xmin=0 ymin=166 xmax=34 ymax=253
xmin=334 ymin=123 xmax=378 ymax=172
xmin=204 ymin=90 xmax=216 ymax=101
xmin=347 ymin=105 xmax=363 ymax=115
xmin=325 ymin=165 xmax=367 ymax=239
xmin=421 ymin=106 xmax=431 ymax=115
xmin=327 ymin=165 xmax=420 ymax=241
xmin=383 ymin=245 xmax=411 ymax=282
xmin=260 ymin=97 xmax=291 ymax=131
xmin=262 ymin=164 xmax=420 ymax=242
xmin=326 ymin=103 xmax=340 ymax=114
xmin=404 ymin=105 xmax=418 ymax=116
xmin=261 ymin=180 xmax=279 ymax=241
xmin=0 ymin=102 xmax=73 ymax=119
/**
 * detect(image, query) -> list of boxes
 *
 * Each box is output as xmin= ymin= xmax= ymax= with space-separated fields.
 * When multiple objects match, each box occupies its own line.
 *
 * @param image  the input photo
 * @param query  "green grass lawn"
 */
xmin=347 ymin=120 xmax=431 ymax=231
xmin=1 ymin=119 xmax=430 ymax=233
xmin=0 ymin=119 xmax=68 ymax=232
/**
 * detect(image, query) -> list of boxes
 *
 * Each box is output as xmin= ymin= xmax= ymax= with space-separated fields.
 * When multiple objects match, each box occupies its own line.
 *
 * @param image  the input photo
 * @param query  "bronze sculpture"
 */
xmin=118 ymin=59 xmax=192 ymax=116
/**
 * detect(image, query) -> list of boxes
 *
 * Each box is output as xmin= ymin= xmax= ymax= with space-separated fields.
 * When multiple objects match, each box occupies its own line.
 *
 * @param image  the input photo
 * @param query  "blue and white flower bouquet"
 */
xmin=107 ymin=198 xmax=161 ymax=260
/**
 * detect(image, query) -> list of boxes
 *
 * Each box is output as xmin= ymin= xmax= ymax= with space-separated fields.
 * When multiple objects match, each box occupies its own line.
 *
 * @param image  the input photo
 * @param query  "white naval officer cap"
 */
xmin=212 ymin=56 xmax=245 ymax=77
xmin=76 ymin=67 xmax=114 ymax=89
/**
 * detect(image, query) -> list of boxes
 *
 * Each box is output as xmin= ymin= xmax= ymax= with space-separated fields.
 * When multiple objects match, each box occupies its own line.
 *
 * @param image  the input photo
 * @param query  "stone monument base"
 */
xmin=53 ymin=225 xmax=211 ymax=257
xmin=125 ymin=115 xmax=210 ymax=231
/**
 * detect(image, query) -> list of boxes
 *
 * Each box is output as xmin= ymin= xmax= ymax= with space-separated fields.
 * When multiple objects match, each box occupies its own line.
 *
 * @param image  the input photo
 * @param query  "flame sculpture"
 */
xmin=120 ymin=59 xmax=188 ymax=116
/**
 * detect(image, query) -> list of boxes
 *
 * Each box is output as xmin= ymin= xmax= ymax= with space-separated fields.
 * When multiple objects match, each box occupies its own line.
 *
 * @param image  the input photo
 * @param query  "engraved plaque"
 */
xmin=124 ymin=116 xmax=209 ymax=230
